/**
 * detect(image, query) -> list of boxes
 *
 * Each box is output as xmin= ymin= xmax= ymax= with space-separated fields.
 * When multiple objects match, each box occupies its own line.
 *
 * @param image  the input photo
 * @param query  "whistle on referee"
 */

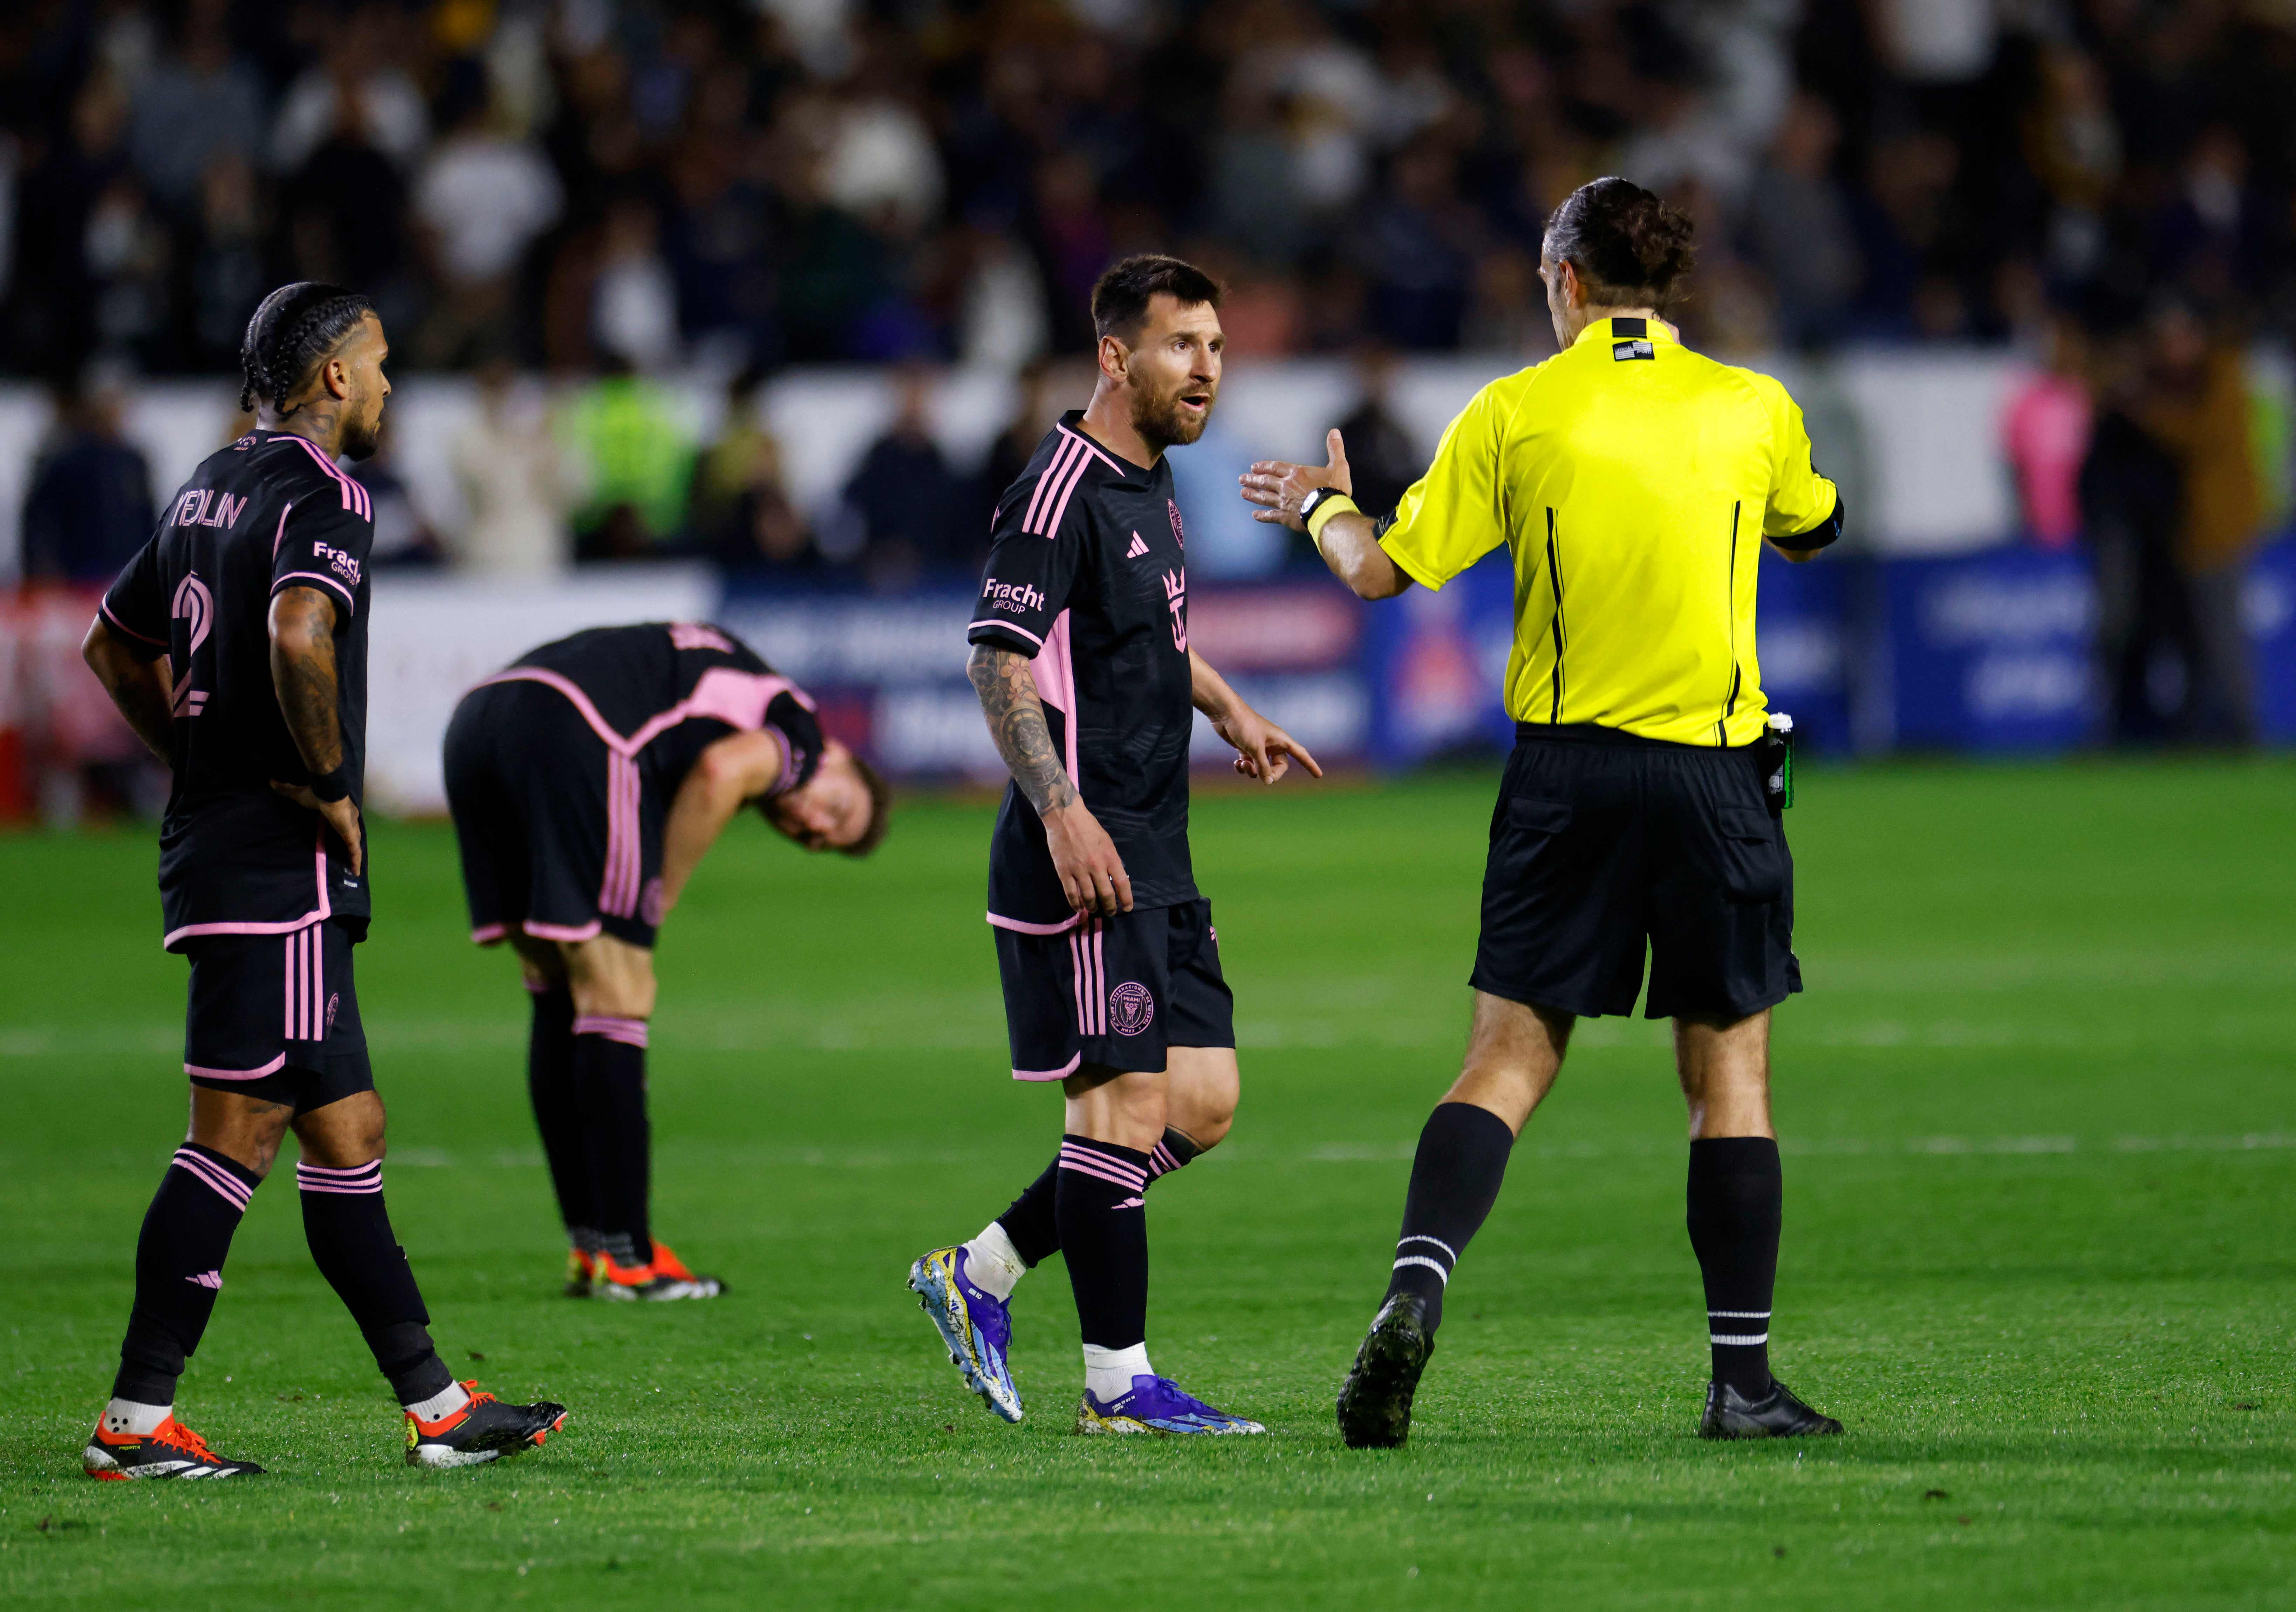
xmin=1760 ymin=712 xmax=1795 ymax=814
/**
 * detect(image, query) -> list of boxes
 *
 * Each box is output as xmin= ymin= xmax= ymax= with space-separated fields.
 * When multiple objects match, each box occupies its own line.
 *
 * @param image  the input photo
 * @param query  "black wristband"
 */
xmin=308 ymin=767 xmax=351 ymax=804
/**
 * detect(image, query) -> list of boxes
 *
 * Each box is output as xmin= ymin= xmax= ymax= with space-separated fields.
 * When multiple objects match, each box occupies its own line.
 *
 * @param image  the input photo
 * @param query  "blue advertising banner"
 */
xmin=2250 ymin=535 xmax=2296 ymax=744
xmin=1879 ymin=548 xmax=2096 ymax=753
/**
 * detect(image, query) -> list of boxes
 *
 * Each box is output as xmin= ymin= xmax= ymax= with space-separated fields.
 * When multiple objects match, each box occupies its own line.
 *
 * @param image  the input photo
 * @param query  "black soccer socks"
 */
xmin=1686 ymin=1136 xmax=1783 ymax=1398
xmin=996 ymin=1160 xmax=1062 ymax=1268
xmin=999 ymin=1125 xmax=1201 ymax=1269
xmin=572 ymin=1018 xmax=652 ymax=1268
xmin=1054 ymin=1135 xmax=1152 ymax=1350
xmin=296 ymin=1159 xmax=455 ymax=1405
xmin=113 ymin=1144 xmax=260 ymax=1404
xmin=1385 ymin=1101 xmax=1517 ymax=1332
xmin=525 ymin=982 xmax=596 ymax=1247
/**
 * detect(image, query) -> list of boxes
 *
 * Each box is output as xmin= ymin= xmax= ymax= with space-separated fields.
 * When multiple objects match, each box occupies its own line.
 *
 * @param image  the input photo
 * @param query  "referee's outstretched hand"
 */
xmin=1239 ymin=429 xmax=1351 ymax=529
xmin=1041 ymin=801 xmax=1133 ymax=916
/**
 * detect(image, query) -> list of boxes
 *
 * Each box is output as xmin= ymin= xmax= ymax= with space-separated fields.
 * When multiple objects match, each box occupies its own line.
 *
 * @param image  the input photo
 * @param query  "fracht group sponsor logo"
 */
xmin=981 ymin=577 xmax=1044 ymax=616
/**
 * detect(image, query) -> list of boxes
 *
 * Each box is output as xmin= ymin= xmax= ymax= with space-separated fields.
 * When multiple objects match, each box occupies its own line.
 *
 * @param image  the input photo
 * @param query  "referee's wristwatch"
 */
xmin=1299 ymin=486 xmax=1359 ymax=549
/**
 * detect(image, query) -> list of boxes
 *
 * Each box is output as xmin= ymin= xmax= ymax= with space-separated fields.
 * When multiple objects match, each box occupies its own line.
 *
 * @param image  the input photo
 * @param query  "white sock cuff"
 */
xmin=405 ymin=1380 xmax=472 ymax=1421
xmin=1082 ymin=1341 xmax=1152 ymax=1399
xmin=968 ymin=1221 xmax=1026 ymax=1280
xmin=102 ymin=1398 xmax=172 ymax=1435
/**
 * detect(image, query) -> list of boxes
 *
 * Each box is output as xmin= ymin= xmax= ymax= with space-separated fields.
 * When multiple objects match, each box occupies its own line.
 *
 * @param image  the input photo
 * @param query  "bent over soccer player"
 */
xmin=445 ymin=622 xmax=889 ymax=1300
xmin=77 ymin=282 xmax=567 ymax=1479
xmin=1245 ymin=178 xmax=1845 ymax=1447
xmin=908 ymin=256 xmax=1321 ymax=1435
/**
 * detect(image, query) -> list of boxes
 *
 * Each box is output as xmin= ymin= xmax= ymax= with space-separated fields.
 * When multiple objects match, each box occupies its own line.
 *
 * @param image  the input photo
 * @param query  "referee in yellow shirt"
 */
xmin=1243 ymin=177 xmax=1846 ymax=1448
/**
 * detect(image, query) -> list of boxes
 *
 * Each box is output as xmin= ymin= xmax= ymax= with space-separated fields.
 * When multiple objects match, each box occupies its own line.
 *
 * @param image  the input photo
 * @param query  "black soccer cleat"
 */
xmin=84 ymin=1414 xmax=264 ymax=1481
xmin=405 ymin=1382 xmax=569 ymax=1469
xmin=1336 ymin=1293 xmax=1436 ymax=1449
xmin=1699 ymin=1377 xmax=1843 ymax=1440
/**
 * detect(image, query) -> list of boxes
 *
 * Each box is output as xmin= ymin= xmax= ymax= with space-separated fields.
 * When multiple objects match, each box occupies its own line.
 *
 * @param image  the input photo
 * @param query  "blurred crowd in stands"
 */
xmin=5 ymin=0 xmax=2295 ymax=746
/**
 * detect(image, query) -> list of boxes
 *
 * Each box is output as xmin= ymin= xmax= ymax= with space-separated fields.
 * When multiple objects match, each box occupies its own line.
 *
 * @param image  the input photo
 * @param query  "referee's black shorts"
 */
xmin=1471 ymin=723 xmax=1801 ymax=1022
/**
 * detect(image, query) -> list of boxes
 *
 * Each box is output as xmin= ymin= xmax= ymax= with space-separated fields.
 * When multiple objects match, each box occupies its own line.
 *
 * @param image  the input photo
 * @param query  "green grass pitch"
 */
xmin=2 ymin=760 xmax=2292 ymax=1609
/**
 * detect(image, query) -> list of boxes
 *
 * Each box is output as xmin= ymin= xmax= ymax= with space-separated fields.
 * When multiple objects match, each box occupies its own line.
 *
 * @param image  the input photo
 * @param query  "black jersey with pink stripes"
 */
xmin=100 ymin=429 xmax=376 ymax=950
xmin=485 ymin=622 xmax=822 ymax=805
xmin=967 ymin=410 xmax=1196 ymax=928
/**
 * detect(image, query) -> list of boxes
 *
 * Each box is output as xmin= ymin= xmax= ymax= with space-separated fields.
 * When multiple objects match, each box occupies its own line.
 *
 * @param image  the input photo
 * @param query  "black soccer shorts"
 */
xmin=445 ymin=678 xmax=662 ymax=952
xmin=1471 ymin=724 xmax=1802 ymax=1021
xmin=992 ymin=899 xmax=1235 ymax=1081
xmin=183 ymin=919 xmax=375 ymax=1113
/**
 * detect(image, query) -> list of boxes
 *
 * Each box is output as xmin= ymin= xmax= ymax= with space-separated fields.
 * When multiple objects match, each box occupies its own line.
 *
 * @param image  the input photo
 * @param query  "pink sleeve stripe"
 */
xmin=1012 ymin=1052 xmax=1082 ymax=1082
xmin=968 ymin=619 xmax=1043 ymax=648
xmin=1056 ymin=424 xmax=1127 ymax=476
xmin=522 ymin=918 xmax=603 ymax=942
xmin=99 ymin=597 xmax=166 ymax=647
xmin=285 ymin=435 xmax=373 ymax=520
xmin=1030 ymin=435 xmax=1097 ymax=538
xmin=272 ymin=501 xmax=293 ymax=558
xmin=272 ymin=571 xmax=356 ymax=612
xmin=986 ymin=909 xmax=1081 ymax=935
xmin=1021 ymin=437 xmax=1080 ymax=536
xmin=573 ymin=1015 xmax=650 ymax=1047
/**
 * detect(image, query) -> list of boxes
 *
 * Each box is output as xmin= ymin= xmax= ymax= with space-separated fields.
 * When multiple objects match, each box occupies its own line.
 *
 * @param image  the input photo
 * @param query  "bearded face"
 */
xmin=1118 ymin=295 xmax=1223 ymax=455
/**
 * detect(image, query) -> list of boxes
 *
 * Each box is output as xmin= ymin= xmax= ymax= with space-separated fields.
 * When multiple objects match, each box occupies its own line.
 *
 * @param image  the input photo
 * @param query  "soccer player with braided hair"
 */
xmin=1244 ymin=178 xmax=1847 ymax=1447
xmin=76 ymin=283 xmax=572 ymax=1478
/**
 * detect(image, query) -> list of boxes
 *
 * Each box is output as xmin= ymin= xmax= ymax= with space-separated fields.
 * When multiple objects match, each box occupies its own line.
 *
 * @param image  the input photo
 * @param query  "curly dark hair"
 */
xmin=1543 ymin=178 xmax=1697 ymax=309
xmin=237 ymin=282 xmax=376 ymax=415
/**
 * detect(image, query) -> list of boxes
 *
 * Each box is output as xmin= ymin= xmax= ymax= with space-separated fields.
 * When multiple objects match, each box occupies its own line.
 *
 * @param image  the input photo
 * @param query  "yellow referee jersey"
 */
xmin=1377 ymin=316 xmax=1841 ymax=748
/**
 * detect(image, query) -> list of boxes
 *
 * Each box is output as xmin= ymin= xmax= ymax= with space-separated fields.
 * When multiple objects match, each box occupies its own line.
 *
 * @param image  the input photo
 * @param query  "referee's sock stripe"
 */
xmin=1399 ymin=1234 xmax=1457 ymax=1262
xmin=1392 ymin=1255 xmax=1450 ymax=1284
xmin=1710 ymin=1331 xmax=1770 ymax=1346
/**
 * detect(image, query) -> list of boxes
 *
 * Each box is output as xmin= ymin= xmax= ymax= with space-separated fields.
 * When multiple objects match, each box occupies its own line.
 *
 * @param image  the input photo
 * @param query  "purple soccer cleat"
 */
xmin=1075 ymin=1374 xmax=1266 ymax=1436
xmin=909 ymin=1245 xmax=1024 ymax=1422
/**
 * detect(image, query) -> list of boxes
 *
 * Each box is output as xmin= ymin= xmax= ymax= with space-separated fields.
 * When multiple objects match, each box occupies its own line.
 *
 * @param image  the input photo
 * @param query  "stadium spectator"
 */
xmin=562 ymin=362 xmax=695 ymax=561
xmin=2143 ymin=301 xmax=2264 ymax=745
xmin=349 ymin=426 xmax=443 ymax=570
xmin=690 ymin=368 xmax=819 ymax=574
xmin=2080 ymin=326 xmax=2198 ymax=747
xmin=2001 ymin=309 xmax=2093 ymax=552
xmin=1329 ymin=344 xmax=1423 ymax=527
xmin=20 ymin=373 xmax=153 ymax=585
xmin=124 ymin=0 xmax=262 ymax=220
xmin=449 ymin=359 xmax=574 ymax=576
xmin=838 ymin=364 xmax=963 ymax=585
xmin=0 ymin=0 xmax=2293 ymax=386
xmin=411 ymin=70 xmax=562 ymax=369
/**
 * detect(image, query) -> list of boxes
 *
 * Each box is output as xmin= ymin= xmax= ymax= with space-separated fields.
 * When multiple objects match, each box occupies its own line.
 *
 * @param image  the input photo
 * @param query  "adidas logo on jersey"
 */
xmin=1125 ymin=533 xmax=1150 ymax=559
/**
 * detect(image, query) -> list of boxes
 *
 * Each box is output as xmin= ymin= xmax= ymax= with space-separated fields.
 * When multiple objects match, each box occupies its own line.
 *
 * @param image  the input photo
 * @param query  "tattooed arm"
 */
xmin=968 ymin=642 xmax=1129 ymax=914
xmin=267 ymin=585 xmax=363 ymax=875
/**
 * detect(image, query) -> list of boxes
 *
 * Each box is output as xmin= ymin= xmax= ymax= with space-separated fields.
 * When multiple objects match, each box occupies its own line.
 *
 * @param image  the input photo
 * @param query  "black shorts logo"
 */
xmin=1109 ymin=981 xmax=1154 ymax=1036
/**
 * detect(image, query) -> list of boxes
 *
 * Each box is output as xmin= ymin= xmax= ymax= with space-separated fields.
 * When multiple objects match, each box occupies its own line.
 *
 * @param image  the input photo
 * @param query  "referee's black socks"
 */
xmin=1385 ymin=1102 xmax=1516 ymax=1332
xmin=1686 ymin=1136 xmax=1782 ymax=1398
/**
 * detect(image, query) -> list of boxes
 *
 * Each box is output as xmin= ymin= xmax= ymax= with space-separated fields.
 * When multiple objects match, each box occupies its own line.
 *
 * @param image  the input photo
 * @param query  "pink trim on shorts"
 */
xmin=471 ymin=923 xmax=508 ymax=944
xmin=1012 ymin=1052 xmax=1082 ymax=1082
xmin=161 ymin=838 xmax=333 ymax=950
xmin=986 ymin=910 xmax=1082 ymax=935
xmin=184 ymin=1053 xmax=288 ymax=1081
xmin=522 ymin=918 xmax=603 ymax=942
